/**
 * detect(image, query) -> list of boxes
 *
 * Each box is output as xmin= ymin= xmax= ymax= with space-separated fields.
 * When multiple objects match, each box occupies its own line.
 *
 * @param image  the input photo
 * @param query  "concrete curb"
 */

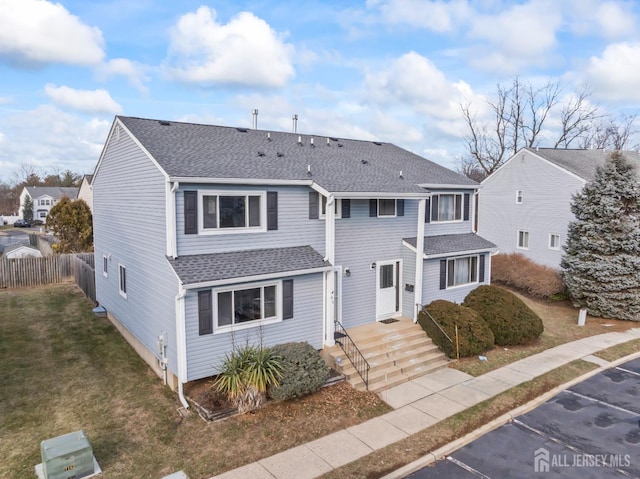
xmin=381 ymin=349 xmax=640 ymax=479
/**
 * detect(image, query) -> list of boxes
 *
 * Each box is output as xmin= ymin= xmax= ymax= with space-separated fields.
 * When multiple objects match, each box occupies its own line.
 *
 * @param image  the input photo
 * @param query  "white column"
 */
xmin=414 ymin=198 xmax=426 ymax=322
xmin=324 ymin=196 xmax=336 ymax=345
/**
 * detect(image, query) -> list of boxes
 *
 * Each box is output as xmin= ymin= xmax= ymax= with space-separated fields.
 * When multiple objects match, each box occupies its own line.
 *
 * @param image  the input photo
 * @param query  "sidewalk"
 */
xmin=210 ymin=328 xmax=640 ymax=479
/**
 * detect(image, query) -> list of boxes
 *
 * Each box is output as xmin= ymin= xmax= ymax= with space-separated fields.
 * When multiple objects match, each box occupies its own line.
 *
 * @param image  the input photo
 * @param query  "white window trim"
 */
xmin=213 ymin=279 xmax=282 ymax=334
xmin=446 ymin=255 xmax=479 ymax=290
xmin=320 ymin=197 xmax=342 ymax=219
xmin=197 ymin=190 xmax=267 ymax=235
xmin=549 ymin=233 xmax=560 ymax=250
xmin=431 ymin=193 xmax=464 ymax=223
xmin=377 ymin=198 xmax=397 ymax=218
xmin=517 ymin=230 xmax=529 ymax=250
xmin=102 ymin=254 xmax=108 ymax=278
xmin=118 ymin=263 xmax=127 ymax=298
xmin=516 ymin=190 xmax=523 ymax=204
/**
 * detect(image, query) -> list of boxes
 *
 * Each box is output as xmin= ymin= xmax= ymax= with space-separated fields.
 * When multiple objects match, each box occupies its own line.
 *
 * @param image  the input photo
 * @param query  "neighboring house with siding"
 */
xmin=77 ymin=174 xmax=94 ymax=212
xmin=19 ymin=186 xmax=79 ymax=220
xmin=92 ymin=116 xmax=497 ymax=398
xmin=478 ymin=147 xmax=640 ymax=268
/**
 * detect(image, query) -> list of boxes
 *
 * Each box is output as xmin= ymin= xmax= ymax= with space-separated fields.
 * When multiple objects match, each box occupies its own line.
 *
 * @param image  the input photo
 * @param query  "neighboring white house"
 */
xmin=3 ymin=244 xmax=42 ymax=259
xmin=478 ymin=147 xmax=640 ymax=268
xmin=77 ymin=175 xmax=93 ymax=212
xmin=19 ymin=186 xmax=79 ymax=221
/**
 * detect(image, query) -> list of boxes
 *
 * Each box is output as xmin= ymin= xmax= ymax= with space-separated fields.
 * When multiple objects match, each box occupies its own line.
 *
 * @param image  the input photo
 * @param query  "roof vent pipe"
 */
xmin=252 ymin=109 xmax=258 ymax=129
xmin=292 ymin=114 xmax=298 ymax=133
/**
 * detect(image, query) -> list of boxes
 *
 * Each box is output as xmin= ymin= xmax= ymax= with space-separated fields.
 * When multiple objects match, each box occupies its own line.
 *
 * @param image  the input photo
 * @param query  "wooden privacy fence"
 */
xmin=0 ymin=253 xmax=96 ymax=303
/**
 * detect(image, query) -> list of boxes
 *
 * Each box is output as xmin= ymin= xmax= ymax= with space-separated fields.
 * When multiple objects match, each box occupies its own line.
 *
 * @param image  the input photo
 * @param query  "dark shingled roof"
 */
xmin=117 ymin=116 xmax=477 ymax=194
xmin=168 ymin=245 xmax=329 ymax=285
xmin=527 ymin=148 xmax=640 ymax=182
xmin=404 ymin=233 xmax=497 ymax=257
xmin=25 ymin=186 xmax=79 ymax=199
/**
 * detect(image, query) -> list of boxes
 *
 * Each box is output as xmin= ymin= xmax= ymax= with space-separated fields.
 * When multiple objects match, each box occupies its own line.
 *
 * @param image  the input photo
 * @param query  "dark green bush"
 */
xmin=463 ymin=285 xmax=544 ymax=346
xmin=417 ymin=300 xmax=494 ymax=358
xmin=267 ymin=342 xmax=329 ymax=401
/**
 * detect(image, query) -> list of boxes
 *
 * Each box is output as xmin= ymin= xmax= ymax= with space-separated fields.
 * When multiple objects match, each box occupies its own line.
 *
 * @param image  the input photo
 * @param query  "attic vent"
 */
xmin=361 ymin=159 xmax=368 ymax=165
xmin=236 ymin=128 xmax=248 ymax=133
xmin=257 ymin=151 xmax=265 ymax=157
xmin=337 ymin=143 xmax=344 ymax=148
xmin=373 ymin=141 xmax=382 ymax=146
xmin=277 ymin=152 xmax=284 ymax=157
xmin=159 ymin=120 xmax=170 ymax=126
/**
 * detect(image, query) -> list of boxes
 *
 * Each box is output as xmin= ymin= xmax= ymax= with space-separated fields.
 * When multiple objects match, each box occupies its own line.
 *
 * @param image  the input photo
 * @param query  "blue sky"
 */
xmin=1 ymin=0 xmax=640 ymax=182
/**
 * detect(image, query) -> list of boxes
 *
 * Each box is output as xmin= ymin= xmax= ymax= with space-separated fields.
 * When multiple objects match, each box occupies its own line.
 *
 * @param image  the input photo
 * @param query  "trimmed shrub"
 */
xmin=491 ymin=253 xmax=565 ymax=298
xmin=267 ymin=342 xmax=329 ymax=401
xmin=463 ymin=285 xmax=544 ymax=346
xmin=418 ymin=300 xmax=494 ymax=358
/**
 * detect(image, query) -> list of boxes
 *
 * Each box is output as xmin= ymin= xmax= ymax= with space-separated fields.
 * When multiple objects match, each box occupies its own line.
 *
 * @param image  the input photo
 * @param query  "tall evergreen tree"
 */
xmin=561 ymin=152 xmax=640 ymax=320
xmin=22 ymin=196 xmax=34 ymax=222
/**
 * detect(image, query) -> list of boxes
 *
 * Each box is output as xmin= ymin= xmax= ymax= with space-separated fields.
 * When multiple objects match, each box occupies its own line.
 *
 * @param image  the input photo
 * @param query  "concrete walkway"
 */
xmin=210 ymin=328 xmax=640 ymax=479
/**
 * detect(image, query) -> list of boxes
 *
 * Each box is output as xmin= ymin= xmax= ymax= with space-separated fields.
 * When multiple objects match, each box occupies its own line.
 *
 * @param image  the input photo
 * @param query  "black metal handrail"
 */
xmin=422 ymin=309 xmax=453 ymax=344
xmin=334 ymin=320 xmax=370 ymax=390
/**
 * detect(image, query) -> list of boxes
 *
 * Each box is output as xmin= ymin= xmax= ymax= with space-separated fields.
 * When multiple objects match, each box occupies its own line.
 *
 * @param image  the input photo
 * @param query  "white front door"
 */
xmin=376 ymin=260 xmax=400 ymax=320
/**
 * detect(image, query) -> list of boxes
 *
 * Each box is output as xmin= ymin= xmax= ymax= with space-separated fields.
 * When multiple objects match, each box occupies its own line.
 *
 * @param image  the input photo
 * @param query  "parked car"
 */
xmin=13 ymin=219 xmax=31 ymax=227
xmin=32 ymin=219 xmax=44 ymax=226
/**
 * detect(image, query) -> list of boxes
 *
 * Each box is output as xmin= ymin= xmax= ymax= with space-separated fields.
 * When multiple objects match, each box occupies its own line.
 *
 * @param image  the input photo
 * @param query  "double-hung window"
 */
xmin=432 ymin=194 xmax=463 ymax=222
xmin=200 ymin=191 xmax=265 ymax=232
xmin=447 ymin=256 xmax=478 ymax=288
xmin=378 ymin=199 xmax=397 ymax=217
xmin=516 ymin=190 xmax=523 ymax=204
xmin=517 ymin=230 xmax=529 ymax=249
xmin=103 ymin=255 xmax=108 ymax=278
xmin=549 ymin=234 xmax=560 ymax=250
xmin=118 ymin=264 xmax=127 ymax=298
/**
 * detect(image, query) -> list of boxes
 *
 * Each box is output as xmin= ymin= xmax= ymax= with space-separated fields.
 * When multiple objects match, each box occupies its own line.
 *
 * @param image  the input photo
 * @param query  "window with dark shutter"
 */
xmin=479 ymin=255 xmax=485 ymax=283
xmin=198 ymin=290 xmax=212 ymax=335
xmin=341 ymin=199 xmax=350 ymax=218
xmin=369 ymin=199 xmax=377 ymax=217
xmin=439 ymin=259 xmax=447 ymax=290
xmin=267 ymin=191 xmax=278 ymax=230
xmin=184 ymin=191 xmax=198 ymax=234
xmin=425 ymin=198 xmax=431 ymax=223
xmin=397 ymin=199 xmax=404 ymax=216
xmin=283 ymin=279 xmax=294 ymax=319
xmin=309 ymin=192 xmax=319 ymax=219
xmin=463 ymin=193 xmax=470 ymax=221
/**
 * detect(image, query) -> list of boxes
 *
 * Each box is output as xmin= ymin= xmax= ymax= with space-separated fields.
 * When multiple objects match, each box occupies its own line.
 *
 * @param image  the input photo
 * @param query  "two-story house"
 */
xmin=92 ymin=116 xmax=496 ymax=405
xmin=478 ymin=147 xmax=640 ymax=268
xmin=19 ymin=186 xmax=79 ymax=221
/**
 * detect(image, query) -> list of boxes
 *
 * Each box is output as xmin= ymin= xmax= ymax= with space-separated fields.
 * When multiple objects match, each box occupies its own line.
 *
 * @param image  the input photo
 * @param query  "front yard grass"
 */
xmin=453 ymin=289 xmax=638 ymax=377
xmin=0 ymin=284 xmax=390 ymax=479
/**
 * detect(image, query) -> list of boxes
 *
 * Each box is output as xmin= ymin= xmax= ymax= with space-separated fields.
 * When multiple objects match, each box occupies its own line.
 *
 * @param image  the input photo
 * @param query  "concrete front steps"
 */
xmin=325 ymin=318 xmax=449 ymax=393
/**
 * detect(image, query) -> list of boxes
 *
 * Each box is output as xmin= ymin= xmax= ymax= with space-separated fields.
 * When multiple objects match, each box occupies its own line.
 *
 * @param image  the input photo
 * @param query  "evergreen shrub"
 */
xmin=267 ymin=342 xmax=329 ymax=401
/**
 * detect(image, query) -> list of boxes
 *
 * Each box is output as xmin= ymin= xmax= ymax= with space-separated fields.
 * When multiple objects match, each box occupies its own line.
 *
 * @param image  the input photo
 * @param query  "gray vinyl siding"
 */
xmin=422 ymin=253 xmax=491 ymax=305
xmin=176 ymin=184 xmax=325 ymax=255
xmin=184 ymin=272 xmax=324 ymax=381
xmin=93 ymin=129 xmax=180 ymax=376
xmin=478 ymin=151 xmax=585 ymax=268
xmin=401 ymin=246 xmax=417 ymax=318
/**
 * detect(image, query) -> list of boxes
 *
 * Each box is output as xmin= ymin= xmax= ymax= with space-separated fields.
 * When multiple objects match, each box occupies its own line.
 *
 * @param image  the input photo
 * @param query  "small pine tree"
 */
xmin=22 ymin=196 xmax=34 ymax=222
xmin=46 ymin=197 xmax=93 ymax=253
xmin=561 ymin=152 xmax=640 ymax=320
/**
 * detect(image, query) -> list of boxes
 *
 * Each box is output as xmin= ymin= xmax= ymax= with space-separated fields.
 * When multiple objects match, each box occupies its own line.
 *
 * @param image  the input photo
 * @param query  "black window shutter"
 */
xmin=439 ymin=259 xmax=447 ymax=290
xmin=425 ymin=198 xmax=431 ymax=223
xmin=397 ymin=199 xmax=404 ymax=216
xmin=431 ymin=196 xmax=439 ymax=222
xmin=463 ymin=193 xmax=471 ymax=221
xmin=309 ymin=192 xmax=319 ymax=219
xmin=341 ymin=199 xmax=350 ymax=218
xmin=283 ymin=279 xmax=294 ymax=319
xmin=479 ymin=255 xmax=485 ymax=283
xmin=369 ymin=199 xmax=377 ymax=217
xmin=198 ymin=290 xmax=212 ymax=335
xmin=267 ymin=191 xmax=278 ymax=230
xmin=184 ymin=191 xmax=198 ymax=234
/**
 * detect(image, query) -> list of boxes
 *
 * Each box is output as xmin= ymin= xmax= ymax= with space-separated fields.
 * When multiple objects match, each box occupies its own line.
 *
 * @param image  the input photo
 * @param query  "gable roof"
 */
xmin=525 ymin=148 xmax=640 ymax=182
xmin=24 ymin=186 xmax=78 ymax=200
xmin=3 ymin=244 xmax=42 ymax=257
xmin=116 ymin=116 xmax=477 ymax=195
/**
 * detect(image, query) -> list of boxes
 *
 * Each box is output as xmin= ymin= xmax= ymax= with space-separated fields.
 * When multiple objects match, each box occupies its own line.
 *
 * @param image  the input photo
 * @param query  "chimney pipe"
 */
xmin=252 ymin=109 xmax=258 ymax=129
xmin=292 ymin=114 xmax=298 ymax=133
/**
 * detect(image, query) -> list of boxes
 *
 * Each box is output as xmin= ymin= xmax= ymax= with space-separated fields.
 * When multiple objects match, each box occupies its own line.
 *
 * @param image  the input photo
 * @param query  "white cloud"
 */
xmin=44 ymin=84 xmax=123 ymax=114
xmin=366 ymin=0 xmax=472 ymax=32
xmin=96 ymin=59 xmax=150 ymax=94
xmin=584 ymin=42 xmax=640 ymax=102
xmin=0 ymin=105 xmax=109 ymax=179
xmin=567 ymin=0 xmax=636 ymax=40
xmin=0 ymin=0 xmax=104 ymax=67
xmin=166 ymin=7 xmax=295 ymax=87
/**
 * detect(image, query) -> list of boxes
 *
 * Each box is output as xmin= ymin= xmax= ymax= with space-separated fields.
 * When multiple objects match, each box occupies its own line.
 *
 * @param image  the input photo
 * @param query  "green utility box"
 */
xmin=40 ymin=430 xmax=95 ymax=479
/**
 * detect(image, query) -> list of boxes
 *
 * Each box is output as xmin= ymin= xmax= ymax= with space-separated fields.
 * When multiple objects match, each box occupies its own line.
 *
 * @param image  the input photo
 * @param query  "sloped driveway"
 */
xmin=407 ymin=358 xmax=640 ymax=478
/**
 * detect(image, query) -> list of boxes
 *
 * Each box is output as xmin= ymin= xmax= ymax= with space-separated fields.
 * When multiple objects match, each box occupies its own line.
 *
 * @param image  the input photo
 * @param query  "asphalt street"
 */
xmin=407 ymin=358 xmax=640 ymax=478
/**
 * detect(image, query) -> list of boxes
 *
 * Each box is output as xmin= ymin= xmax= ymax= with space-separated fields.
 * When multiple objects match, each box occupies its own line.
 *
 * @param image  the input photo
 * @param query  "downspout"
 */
xmin=175 ymin=286 xmax=189 ymax=409
xmin=414 ymin=198 xmax=426 ymax=322
xmin=324 ymin=195 xmax=336 ymax=346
